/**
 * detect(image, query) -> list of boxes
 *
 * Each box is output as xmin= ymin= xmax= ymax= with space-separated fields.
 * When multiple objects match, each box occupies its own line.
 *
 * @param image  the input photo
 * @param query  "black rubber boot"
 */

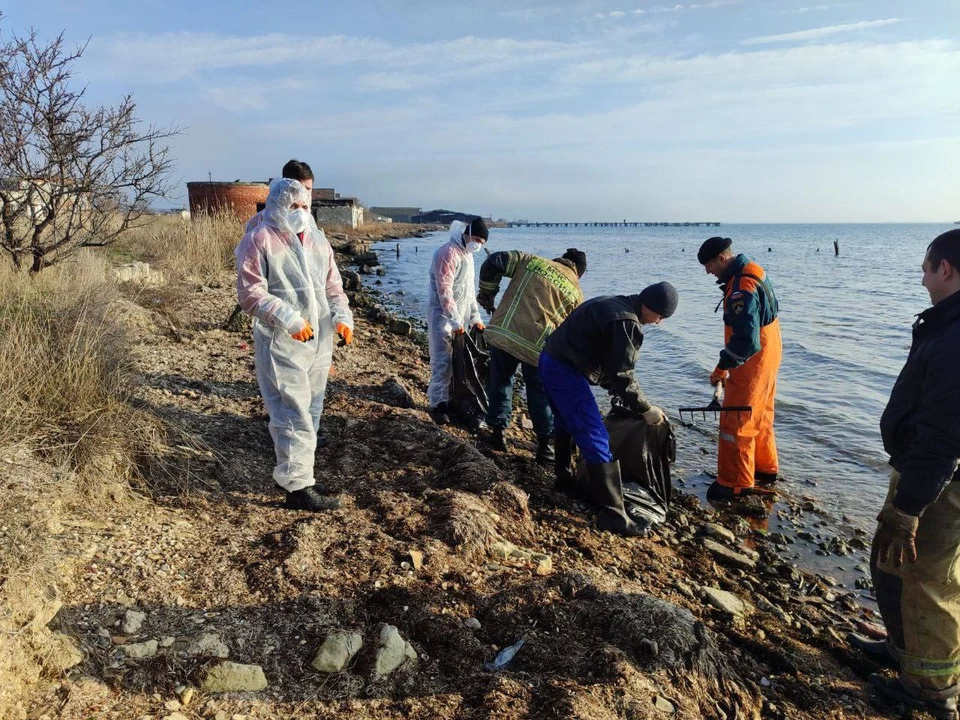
xmin=588 ymin=460 xmax=643 ymax=537
xmin=285 ymin=487 xmax=342 ymax=512
xmin=707 ymin=480 xmax=778 ymax=501
xmin=754 ymin=470 xmax=779 ymax=486
xmin=535 ymin=436 xmax=555 ymax=465
xmin=846 ymin=633 xmax=898 ymax=669
xmin=490 ymin=426 xmax=508 ymax=452
xmin=869 ymin=674 xmax=959 ymax=720
xmin=431 ymin=402 xmax=451 ymax=426
xmin=553 ymin=431 xmax=577 ymax=495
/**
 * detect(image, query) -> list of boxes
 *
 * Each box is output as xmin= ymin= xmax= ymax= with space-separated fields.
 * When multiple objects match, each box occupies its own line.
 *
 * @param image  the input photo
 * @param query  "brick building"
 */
xmin=187 ymin=182 xmax=269 ymax=220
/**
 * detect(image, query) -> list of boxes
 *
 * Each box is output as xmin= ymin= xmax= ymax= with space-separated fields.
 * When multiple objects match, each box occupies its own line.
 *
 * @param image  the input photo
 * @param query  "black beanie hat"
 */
xmin=639 ymin=281 xmax=679 ymax=319
xmin=466 ymin=216 xmax=489 ymax=241
xmin=697 ymin=236 xmax=732 ymax=264
xmin=561 ymin=248 xmax=587 ymax=277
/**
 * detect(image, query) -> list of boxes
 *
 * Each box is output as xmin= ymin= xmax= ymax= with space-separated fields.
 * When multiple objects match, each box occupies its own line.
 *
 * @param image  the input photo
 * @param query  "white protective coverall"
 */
xmin=235 ymin=178 xmax=353 ymax=492
xmin=427 ymin=220 xmax=482 ymax=409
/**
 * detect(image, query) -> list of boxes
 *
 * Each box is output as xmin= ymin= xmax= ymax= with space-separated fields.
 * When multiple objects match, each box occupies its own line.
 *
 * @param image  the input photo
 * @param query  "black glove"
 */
xmin=477 ymin=292 xmax=496 ymax=314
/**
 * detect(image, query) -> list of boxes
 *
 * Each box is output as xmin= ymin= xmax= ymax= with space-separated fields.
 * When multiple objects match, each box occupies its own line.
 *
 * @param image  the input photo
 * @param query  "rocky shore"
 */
xmin=15 ymin=235 xmax=905 ymax=720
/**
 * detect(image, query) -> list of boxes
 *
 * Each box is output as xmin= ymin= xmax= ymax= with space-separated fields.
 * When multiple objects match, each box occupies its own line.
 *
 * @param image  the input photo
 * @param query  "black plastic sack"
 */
xmin=451 ymin=328 xmax=489 ymax=418
xmin=605 ymin=403 xmax=676 ymax=526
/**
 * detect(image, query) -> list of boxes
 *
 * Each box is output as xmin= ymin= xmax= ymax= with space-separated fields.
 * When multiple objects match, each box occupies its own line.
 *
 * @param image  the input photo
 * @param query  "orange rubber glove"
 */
xmin=291 ymin=320 xmax=314 ymax=342
xmin=473 ymin=321 xmax=485 ymax=332
xmin=453 ymin=326 xmax=466 ymax=335
xmin=336 ymin=322 xmax=353 ymax=345
xmin=709 ymin=367 xmax=729 ymax=386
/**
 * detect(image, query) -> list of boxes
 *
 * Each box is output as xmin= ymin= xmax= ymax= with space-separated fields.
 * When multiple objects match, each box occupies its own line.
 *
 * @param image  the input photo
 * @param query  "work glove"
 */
xmin=291 ymin=320 xmax=314 ymax=342
xmin=875 ymin=503 xmax=919 ymax=567
xmin=710 ymin=367 xmax=730 ymax=386
xmin=449 ymin=321 xmax=465 ymax=336
xmin=336 ymin=323 xmax=353 ymax=346
xmin=642 ymin=406 xmax=666 ymax=425
xmin=473 ymin=321 xmax=485 ymax=332
xmin=477 ymin=292 xmax=496 ymax=313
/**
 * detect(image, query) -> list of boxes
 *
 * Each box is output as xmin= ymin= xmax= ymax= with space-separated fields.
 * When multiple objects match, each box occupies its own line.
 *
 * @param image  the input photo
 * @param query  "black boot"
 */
xmin=285 ymin=487 xmax=342 ymax=512
xmin=535 ymin=436 xmax=555 ymax=465
xmin=847 ymin=633 xmax=898 ymax=669
xmin=431 ymin=402 xmax=451 ymax=425
xmin=553 ymin=431 xmax=577 ymax=495
xmin=490 ymin=426 xmax=508 ymax=452
xmin=754 ymin=470 xmax=779 ymax=486
xmin=588 ymin=460 xmax=643 ymax=537
xmin=869 ymin=675 xmax=959 ymax=720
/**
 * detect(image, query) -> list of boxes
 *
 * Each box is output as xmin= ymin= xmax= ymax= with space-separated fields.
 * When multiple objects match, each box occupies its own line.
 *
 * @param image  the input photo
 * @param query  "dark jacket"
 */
xmin=544 ymin=295 xmax=651 ymax=413
xmin=716 ymin=254 xmax=779 ymax=370
xmin=880 ymin=289 xmax=960 ymax=515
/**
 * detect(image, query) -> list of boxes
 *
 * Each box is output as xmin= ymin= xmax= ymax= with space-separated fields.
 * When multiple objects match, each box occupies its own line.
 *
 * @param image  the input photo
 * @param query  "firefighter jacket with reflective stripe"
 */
xmin=479 ymin=251 xmax=583 ymax=367
xmin=543 ymin=295 xmax=652 ymax=414
xmin=880 ymin=289 xmax=960 ymax=515
xmin=716 ymin=254 xmax=779 ymax=371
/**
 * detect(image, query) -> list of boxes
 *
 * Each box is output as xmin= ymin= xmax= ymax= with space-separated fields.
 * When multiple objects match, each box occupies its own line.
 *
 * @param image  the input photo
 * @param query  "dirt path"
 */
xmin=30 ymin=274 xmax=903 ymax=720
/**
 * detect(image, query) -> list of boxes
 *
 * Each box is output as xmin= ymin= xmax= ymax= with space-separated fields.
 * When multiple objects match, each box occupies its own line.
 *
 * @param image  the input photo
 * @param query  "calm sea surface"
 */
xmin=371 ymin=223 xmax=954 ymax=546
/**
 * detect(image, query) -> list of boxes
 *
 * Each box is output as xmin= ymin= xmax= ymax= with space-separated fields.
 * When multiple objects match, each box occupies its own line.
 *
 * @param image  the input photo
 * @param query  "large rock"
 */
xmin=350 ymin=251 xmax=379 ymax=267
xmin=389 ymin=319 xmax=412 ymax=336
xmin=380 ymin=378 xmax=414 ymax=409
xmin=122 ymin=610 xmax=147 ymax=635
xmin=702 ymin=539 xmax=757 ymax=570
xmin=189 ymin=632 xmax=230 ymax=658
xmin=200 ymin=661 xmax=268 ymax=693
xmin=42 ymin=632 xmax=84 ymax=671
xmin=701 ymin=587 xmax=753 ymax=618
xmin=703 ymin=523 xmax=735 ymax=543
xmin=374 ymin=625 xmax=417 ymax=676
xmin=122 ymin=639 xmax=159 ymax=659
xmin=114 ymin=261 xmax=164 ymax=285
xmin=311 ymin=631 xmax=363 ymax=673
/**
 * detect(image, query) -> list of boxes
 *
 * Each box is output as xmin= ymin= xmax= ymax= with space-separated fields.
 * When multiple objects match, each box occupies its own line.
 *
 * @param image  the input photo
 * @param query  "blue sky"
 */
xmin=3 ymin=0 xmax=959 ymax=221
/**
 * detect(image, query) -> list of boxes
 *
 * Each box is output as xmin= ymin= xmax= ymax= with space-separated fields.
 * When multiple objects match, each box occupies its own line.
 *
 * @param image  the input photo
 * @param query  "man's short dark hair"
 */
xmin=927 ymin=229 xmax=960 ymax=270
xmin=281 ymin=159 xmax=314 ymax=183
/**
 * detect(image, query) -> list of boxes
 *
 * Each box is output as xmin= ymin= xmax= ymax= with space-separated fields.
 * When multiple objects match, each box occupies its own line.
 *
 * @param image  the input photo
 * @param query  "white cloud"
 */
xmin=609 ymin=10 xmax=627 ymax=18
xmin=88 ymin=32 xmax=594 ymax=84
xmin=781 ymin=3 xmax=849 ymax=13
xmin=741 ymin=18 xmax=904 ymax=45
xmin=498 ymin=6 xmax=563 ymax=21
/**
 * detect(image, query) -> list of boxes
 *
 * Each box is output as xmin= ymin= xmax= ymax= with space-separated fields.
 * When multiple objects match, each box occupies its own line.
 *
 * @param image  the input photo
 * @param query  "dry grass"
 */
xmin=117 ymin=212 xmax=245 ymax=284
xmin=0 ymin=252 xmax=175 ymax=719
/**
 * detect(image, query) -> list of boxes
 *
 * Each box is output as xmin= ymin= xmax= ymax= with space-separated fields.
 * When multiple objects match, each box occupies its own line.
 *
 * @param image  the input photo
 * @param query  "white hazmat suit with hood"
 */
xmin=427 ymin=220 xmax=483 ymax=409
xmin=235 ymin=178 xmax=353 ymax=492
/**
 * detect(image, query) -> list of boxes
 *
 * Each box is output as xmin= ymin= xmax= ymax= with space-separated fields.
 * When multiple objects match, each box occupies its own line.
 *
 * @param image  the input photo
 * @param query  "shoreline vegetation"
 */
xmin=0 ymin=215 xmax=899 ymax=719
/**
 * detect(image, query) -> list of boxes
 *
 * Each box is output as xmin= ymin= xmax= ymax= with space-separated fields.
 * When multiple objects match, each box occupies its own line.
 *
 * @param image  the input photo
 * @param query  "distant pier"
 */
xmin=509 ymin=221 xmax=720 ymax=228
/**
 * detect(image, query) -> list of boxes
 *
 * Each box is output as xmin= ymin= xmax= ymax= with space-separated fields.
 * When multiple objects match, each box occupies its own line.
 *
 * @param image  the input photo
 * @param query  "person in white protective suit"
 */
xmin=235 ymin=177 xmax=354 ymax=512
xmin=427 ymin=216 xmax=489 ymax=428
xmin=245 ymin=159 xmax=314 ymax=233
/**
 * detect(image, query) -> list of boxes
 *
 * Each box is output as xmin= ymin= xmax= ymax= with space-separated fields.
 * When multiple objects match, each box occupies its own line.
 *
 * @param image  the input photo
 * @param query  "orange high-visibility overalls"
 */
xmin=716 ymin=256 xmax=781 ymax=491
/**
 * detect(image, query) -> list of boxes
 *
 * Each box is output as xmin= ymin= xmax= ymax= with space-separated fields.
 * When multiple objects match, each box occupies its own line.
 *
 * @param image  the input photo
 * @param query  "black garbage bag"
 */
xmin=604 ymin=401 xmax=676 ymax=526
xmin=451 ymin=328 xmax=489 ymax=419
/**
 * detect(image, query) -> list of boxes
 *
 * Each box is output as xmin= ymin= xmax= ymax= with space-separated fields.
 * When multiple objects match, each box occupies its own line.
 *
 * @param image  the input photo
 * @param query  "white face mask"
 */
xmin=466 ymin=240 xmax=483 ymax=254
xmin=287 ymin=208 xmax=309 ymax=234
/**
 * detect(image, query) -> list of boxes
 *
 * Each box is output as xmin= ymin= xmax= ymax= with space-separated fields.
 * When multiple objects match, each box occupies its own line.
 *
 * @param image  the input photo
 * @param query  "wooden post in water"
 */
xmin=834 ymin=239 xmax=839 ymax=256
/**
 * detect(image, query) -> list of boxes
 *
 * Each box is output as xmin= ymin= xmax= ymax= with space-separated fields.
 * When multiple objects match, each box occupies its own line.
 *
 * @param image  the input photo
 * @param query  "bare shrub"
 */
xmin=0 ymin=17 xmax=178 ymax=273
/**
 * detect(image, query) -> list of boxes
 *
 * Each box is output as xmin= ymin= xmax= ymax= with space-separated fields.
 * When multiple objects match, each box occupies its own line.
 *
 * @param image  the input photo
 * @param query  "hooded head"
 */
xmin=264 ymin=177 xmax=313 ymax=236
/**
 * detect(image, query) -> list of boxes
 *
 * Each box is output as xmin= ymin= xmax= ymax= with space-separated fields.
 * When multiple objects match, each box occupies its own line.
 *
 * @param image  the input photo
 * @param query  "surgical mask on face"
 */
xmin=287 ymin=208 xmax=309 ymax=234
xmin=466 ymin=240 xmax=483 ymax=254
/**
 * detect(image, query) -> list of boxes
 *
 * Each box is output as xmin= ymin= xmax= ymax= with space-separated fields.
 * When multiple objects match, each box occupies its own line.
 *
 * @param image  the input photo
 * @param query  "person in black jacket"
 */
xmin=539 ymin=282 xmax=677 ymax=536
xmin=850 ymin=229 xmax=960 ymax=720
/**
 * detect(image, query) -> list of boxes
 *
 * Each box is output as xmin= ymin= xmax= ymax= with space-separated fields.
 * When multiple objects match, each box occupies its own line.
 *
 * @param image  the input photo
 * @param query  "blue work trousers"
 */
xmin=485 ymin=346 xmax=554 ymax=437
xmin=538 ymin=351 xmax=613 ymax=464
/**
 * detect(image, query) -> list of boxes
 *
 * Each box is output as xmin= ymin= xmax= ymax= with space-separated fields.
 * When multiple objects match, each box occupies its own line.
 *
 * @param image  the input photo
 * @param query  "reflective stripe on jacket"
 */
xmin=717 ymin=254 xmax=779 ymax=370
xmin=480 ymin=251 xmax=583 ymax=366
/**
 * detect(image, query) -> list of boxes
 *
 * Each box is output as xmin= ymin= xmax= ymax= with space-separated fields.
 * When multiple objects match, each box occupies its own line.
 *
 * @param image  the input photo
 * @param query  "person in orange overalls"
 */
xmin=697 ymin=237 xmax=782 ymax=500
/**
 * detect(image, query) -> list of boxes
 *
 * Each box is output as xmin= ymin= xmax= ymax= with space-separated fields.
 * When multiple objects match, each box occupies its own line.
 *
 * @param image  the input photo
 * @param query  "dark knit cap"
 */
xmin=697 ymin=236 xmax=732 ymax=264
xmin=561 ymin=248 xmax=587 ymax=277
xmin=639 ymin=281 xmax=679 ymax=319
xmin=466 ymin=216 xmax=489 ymax=241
